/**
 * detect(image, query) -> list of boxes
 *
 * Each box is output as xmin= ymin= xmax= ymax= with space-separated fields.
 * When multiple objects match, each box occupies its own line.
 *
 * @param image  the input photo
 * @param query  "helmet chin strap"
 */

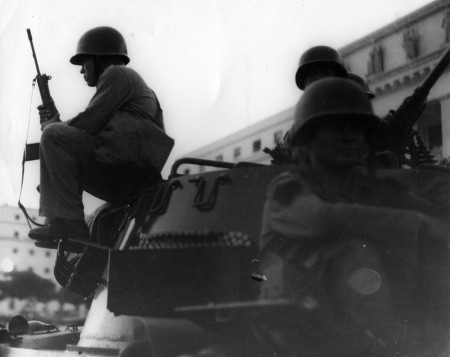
xmin=93 ymin=56 xmax=105 ymax=83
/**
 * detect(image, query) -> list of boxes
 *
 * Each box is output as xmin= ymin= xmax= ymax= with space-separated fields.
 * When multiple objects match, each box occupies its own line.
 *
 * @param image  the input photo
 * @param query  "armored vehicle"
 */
xmin=0 ymin=153 xmax=449 ymax=357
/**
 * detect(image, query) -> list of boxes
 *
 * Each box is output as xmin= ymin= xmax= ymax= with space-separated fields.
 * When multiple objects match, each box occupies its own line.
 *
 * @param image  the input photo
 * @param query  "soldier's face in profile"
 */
xmin=80 ymin=57 xmax=98 ymax=87
xmin=308 ymin=119 xmax=367 ymax=169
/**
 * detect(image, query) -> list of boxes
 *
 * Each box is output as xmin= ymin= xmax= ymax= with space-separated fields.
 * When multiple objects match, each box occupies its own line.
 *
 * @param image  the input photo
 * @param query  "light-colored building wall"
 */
xmin=180 ymin=0 xmax=450 ymax=172
xmin=0 ymin=205 xmax=57 ymax=283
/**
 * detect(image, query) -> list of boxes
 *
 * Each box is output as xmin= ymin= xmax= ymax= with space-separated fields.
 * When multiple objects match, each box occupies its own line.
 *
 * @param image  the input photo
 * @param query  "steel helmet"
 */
xmin=286 ymin=77 xmax=380 ymax=145
xmin=70 ymin=26 xmax=130 ymax=65
xmin=348 ymin=72 xmax=375 ymax=99
xmin=295 ymin=46 xmax=348 ymax=90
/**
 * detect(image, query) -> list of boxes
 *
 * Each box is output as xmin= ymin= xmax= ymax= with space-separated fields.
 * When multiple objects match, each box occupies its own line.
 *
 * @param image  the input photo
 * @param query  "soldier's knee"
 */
xmin=41 ymin=123 xmax=69 ymax=144
xmin=332 ymin=240 xmax=380 ymax=267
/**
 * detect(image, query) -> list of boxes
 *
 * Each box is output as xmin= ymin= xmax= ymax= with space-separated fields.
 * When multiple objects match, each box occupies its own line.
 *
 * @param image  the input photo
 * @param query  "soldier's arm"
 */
xmin=67 ymin=66 xmax=131 ymax=134
xmin=264 ymin=178 xmax=448 ymax=246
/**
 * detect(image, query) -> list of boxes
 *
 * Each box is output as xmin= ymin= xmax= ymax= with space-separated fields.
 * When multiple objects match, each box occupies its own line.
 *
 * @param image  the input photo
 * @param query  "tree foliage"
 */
xmin=0 ymin=270 xmax=88 ymax=307
xmin=0 ymin=270 xmax=56 ymax=302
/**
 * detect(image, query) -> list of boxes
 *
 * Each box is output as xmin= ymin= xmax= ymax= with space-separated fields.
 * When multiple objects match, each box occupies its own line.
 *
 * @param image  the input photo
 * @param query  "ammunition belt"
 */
xmin=132 ymin=230 xmax=252 ymax=250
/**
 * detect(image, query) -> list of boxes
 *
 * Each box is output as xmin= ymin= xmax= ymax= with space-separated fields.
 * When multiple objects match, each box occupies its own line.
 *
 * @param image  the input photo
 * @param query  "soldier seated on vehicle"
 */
xmin=259 ymin=77 xmax=449 ymax=356
xmin=28 ymin=26 xmax=173 ymax=253
xmin=274 ymin=46 xmax=349 ymax=161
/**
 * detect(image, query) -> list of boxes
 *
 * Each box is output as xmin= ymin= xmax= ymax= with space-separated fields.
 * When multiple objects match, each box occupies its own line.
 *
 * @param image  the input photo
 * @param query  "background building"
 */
xmin=342 ymin=0 xmax=450 ymax=162
xmin=0 ymin=205 xmax=56 ymax=283
xmin=178 ymin=107 xmax=294 ymax=175
xmin=181 ymin=0 xmax=450 ymax=174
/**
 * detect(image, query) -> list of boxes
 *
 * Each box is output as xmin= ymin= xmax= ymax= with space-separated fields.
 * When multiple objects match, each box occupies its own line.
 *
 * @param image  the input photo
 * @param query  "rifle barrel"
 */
xmin=26 ymin=28 xmax=42 ymax=76
xmin=420 ymin=45 xmax=450 ymax=96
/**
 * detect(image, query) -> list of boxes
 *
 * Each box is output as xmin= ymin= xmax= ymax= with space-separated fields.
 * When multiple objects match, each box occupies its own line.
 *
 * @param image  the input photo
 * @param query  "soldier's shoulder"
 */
xmin=100 ymin=65 xmax=129 ymax=81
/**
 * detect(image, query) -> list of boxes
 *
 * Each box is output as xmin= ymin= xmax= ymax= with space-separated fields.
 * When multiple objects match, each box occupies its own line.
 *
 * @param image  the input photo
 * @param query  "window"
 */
xmin=216 ymin=154 xmax=223 ymax=162
xmin=233 ymin=147 xmax=241 ymax=160
xmin=253 ymin=139 xmax=261 ymax=152
xmin=274 ymin=130 xmax=283 ymax=145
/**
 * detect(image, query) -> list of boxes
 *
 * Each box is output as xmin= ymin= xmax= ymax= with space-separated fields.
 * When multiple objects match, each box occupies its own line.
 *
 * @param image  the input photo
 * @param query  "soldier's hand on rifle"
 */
xmin=38 ymin=103 xmax=60 ymax=131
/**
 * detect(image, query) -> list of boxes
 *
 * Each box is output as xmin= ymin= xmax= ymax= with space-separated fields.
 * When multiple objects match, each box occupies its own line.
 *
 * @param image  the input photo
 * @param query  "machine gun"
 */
xmin=26 ymin=28 xmax=56 ymax=121
xmin=378 ymin=45 xmax=450 ymax=167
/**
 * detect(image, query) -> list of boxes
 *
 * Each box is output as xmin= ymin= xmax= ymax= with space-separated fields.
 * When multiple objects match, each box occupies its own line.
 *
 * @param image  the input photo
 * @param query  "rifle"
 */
xmin=26 ymin=28 xmax=56 ymax=121
xmin=377 ymin=45 xmax=450 ymax=167
xmin=20 ymin=29 xmax=56 ymax=227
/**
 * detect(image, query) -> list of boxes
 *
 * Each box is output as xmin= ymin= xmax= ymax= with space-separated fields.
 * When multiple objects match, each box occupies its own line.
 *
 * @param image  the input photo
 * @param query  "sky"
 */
xmin=0 ymin=0 xmax=436 ymax=211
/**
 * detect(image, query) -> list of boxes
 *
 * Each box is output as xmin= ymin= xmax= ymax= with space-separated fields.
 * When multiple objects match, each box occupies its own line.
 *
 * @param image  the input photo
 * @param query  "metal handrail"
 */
xmin=169 ymin=157 xmax=234 ymax=178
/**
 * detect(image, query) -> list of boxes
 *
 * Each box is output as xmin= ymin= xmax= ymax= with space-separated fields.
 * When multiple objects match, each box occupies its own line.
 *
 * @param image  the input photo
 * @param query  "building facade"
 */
xmin=0 ymin=205 xmax=56 ymax=283
xmin=341 ymin=0 xmax=450 ymax=162
xmin=179 ymin=107 xmax=294 ymax=175
xmin=181 ymin=0 xmax=450 ymax=174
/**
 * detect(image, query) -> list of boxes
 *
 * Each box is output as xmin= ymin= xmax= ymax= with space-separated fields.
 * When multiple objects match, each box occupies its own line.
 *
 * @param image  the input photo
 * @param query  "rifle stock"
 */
xmin=25 ymin=143 xmax=40 ymax=162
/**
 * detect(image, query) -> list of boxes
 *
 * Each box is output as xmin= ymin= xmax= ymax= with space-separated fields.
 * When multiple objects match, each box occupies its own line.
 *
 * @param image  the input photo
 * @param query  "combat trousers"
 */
xmin=39 ymin=123 xmax=160 ymax=220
